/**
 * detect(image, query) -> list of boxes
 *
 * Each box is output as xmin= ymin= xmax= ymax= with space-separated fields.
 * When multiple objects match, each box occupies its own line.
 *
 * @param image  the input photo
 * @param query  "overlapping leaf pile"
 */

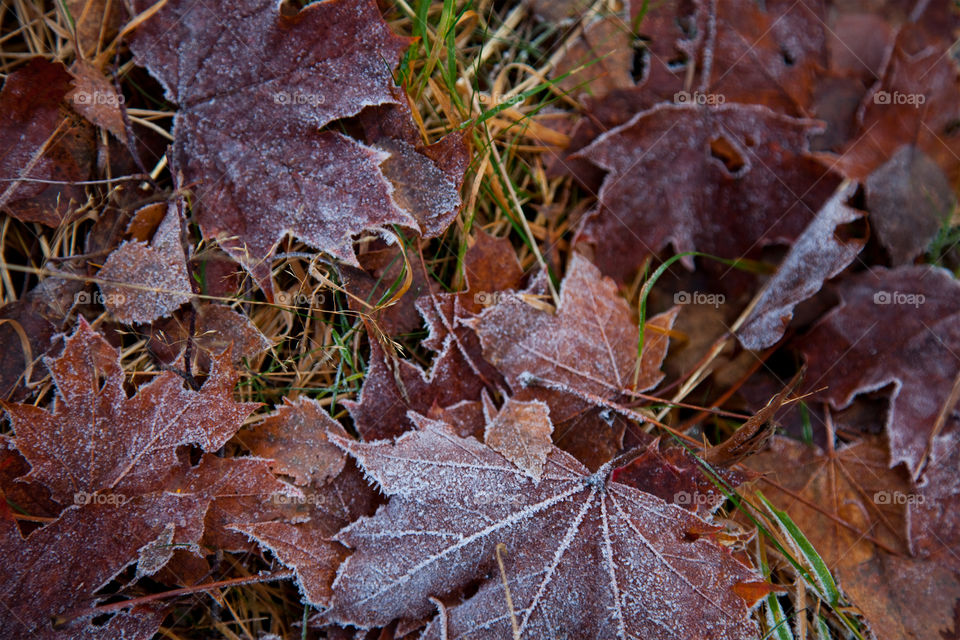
xmin=1 ymin=0 xmax=960 ymax=638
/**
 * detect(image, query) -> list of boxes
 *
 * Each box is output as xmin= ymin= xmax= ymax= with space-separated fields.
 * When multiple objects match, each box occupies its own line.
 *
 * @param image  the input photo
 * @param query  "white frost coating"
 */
xmin=737 ymin=181 xmax=864 ymax=350
xmin=98 ymin=202 xmax=193 ymax=324
xmin=481 ymin=393 xmax=553 ymax=481
xmin=326 ymin=419 xmax=760 ymax=638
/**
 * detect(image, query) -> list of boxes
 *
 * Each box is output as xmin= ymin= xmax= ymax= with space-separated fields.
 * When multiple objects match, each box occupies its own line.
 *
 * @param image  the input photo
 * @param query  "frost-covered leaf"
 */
xmin=1 ymin=318 xmax=259 ymax=504
xmin=482 ymin=393 xmax=553 ymax=480
xmin=749 ymin=435 xmax=960 ymax=640
xmin=326 ymin=419 xmax=760 ymax=638
xmin=737 ymin=181 xmax=865 ymax=349
xmin=68 ymin=60 xmax=126 ymax=141
xmin=612 ymin=438 xmax=755 ymax=517
xmin=129 ymin=0 xmax=462 ymax=293
xmin=97 ymin=201 xmax=193 ymax=324
xmin=343 ymin=337 xmax=489 ymax=441
xmin=470 ymin=253 xmax=674 ymax=402
xmin=242 ymin=396 xmax=348 ymax=486
xmin=233 ymin=462 xmax=380 ymax=607
xmin=0 ymin=453 xmax=289 ymax=637
xmin=0 ymin=58 xmax=94 ymax=226
xmin=468 ymin=254 xmax=676 ymax=468
xmin=864 ymin=145 xmax=957 ymax=265
xmin=574 ymin=104 xmax=840 ymax=282
xmin=797 ymin=265 xmax=960 ymax=474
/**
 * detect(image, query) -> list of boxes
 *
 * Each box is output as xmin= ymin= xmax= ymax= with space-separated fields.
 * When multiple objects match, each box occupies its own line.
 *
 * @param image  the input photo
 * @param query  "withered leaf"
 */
xmin=68 ymin=60 xmax=126 ymax=141
xmin=97 ymin=200 xmax=193 ymax=324
xmin=737 ymin=181 xmax=865 ymax=350
xmin=481 ymin=393 xmax=553 ymax=480
xmin=130 ymin=0 xmax=461 ymax=293
xmin=574 ymin=104 xmax=840 ymax=283
xmin=749 ymin=435 xmax=960 ymax=640
xmin=2 ymin=318 xmax=259 ymax=504
xmin=233 ymin=461 xmax=380 ymax=607
xmin=344 ymin=336 xmax=488 ymax=441
xmin=798 ymin=265 xmax=960 ymax=474
xmin=470 ymin=253 xmax=675 ymax=402
xmin=865 ymin=145 xmax=957 ymax=266
xmin=327 ymin=419 xmax=760 ymax=638
xmin=469 ymin=254 xmax=676 ymax=469
xmin=835 ymin=24 xmax=960 ymax=187
xmin=242 ymin=396 xmax=348 ymax=486
xmin=612 ymin=438 xmax=756 ymax=517
xmin=0 ymin=58 xmax=94 ymax=226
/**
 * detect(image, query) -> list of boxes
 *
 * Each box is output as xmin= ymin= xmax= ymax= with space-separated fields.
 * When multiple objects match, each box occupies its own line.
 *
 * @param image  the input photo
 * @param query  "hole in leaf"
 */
xmin=709 ymin=136 xmax=746 ymax=174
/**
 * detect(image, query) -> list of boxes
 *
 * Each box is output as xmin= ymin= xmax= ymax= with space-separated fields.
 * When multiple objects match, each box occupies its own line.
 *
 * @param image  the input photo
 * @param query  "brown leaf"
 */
xmin=749 ymin=435 xmax=960 ymax=640
xmin=0 ymin=58 xmax=94 ymax=227
xmin=97 ymin=200 xmax=193 ymax=324
xmin=865 ymin=145 xmax=957 ymax=266
xmin=2 ymin=318 xmax=259 ymax=505
xmin=481 ymin=393 xmax=553 ymax=480
xmin=798 ymin=265 xmax=960 ymax=475
xmin=241 ymin=396 xmax=348 ymax=486
xmin=233 ymin=461 xmax=380 ymax=607
xmin=326 ymin=419 xmax=760 ymax=638
xmin=68 ymin=60 xmax=126 ymax=141
xmin=470 ymin=253 xmax=674 ymax=402
xmin=612 ymin=438 xmax=756 ymax=517
xmin=129 ymin=0 xmax=461 ymax=294
xmin=344 ymin=336 xmax=489 ymax=441
xmin=573 ymin=104 xmax=840 ymax=282
xmin=834 ymin=24 xmax=960 ymax=186
xmin=737 ymin=181 xmax=865 ymax=350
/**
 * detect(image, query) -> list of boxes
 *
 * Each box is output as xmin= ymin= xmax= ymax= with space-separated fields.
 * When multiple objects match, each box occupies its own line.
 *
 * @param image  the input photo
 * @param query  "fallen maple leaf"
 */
xmin=129 ymin=0 xmax=463 ymax=294
xmin=97 ymin=200 xmax=193 ymax=324
xmin=2 ymin=319 xmax=258 ymax=504
xmin=344 ymin=336 xmax=489 ymax=441
xmin=798 ymin=265 xmax=960 ymax=475
xmin=481 ymin=393 xmax=553 ymax=480
xmin=737 ymin=181 xmax=865 ymax=350
xmin=749 ymin=434 xmax=960 ymax=640
xmin=467 ymin=254 xmax=676 ymax=468
xmin=241 ymin=396 xmax=348 ymax=487
xmin=0 ymin=58 xmax=94 ymax=226
xmin=573 ymin=103 xmax=840 ymax=283
xmin=326 ymin=418 xmax=760 ymax=638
